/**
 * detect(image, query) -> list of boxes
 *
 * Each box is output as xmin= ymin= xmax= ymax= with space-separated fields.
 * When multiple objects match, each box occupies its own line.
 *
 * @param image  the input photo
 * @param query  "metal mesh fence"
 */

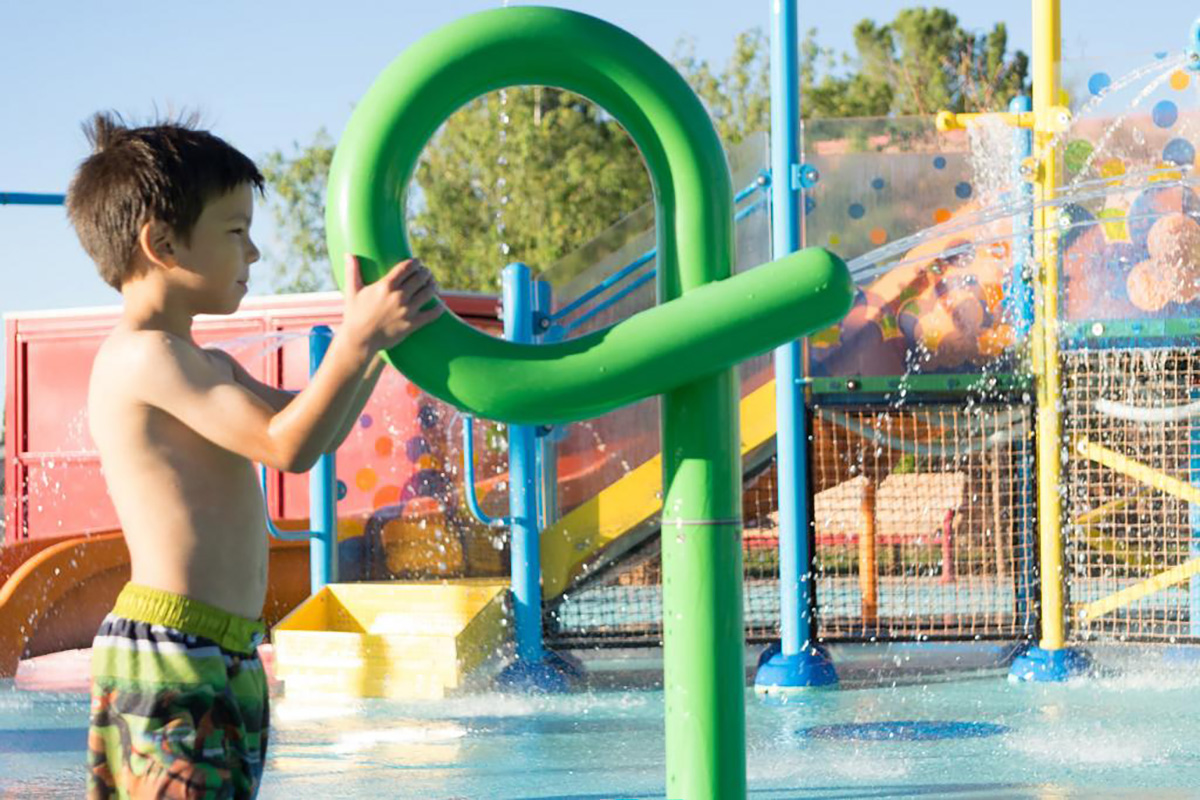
xmin=547 ymin=399 xmax=1037 ymax=646
xmin=807 ymin=401 xmax=1036 ymax=641
xmin=1063 ymin=345 xmax=1200 ymax=644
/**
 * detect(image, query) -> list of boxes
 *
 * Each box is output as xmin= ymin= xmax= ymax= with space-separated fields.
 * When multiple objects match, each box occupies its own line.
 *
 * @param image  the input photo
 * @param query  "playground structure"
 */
xmin=6 ymin=1 xmax=1200 ymax=798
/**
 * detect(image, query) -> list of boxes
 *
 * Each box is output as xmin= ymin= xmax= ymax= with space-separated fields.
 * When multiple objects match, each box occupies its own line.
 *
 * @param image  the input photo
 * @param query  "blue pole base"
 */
xmin=495 ymin=650 xmax=583 ymax=694
xmin=1007 ymin=645 xmax=1091 ymax=683
xmin=754 ymin=641 xmax=838 ymax=702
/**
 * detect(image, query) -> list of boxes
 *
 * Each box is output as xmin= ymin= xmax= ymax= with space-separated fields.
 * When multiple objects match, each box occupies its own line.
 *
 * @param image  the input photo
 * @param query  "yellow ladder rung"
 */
xmin=1073 ymin=438 xmax=1200 ymax=505
xmin=1078 ymin=556 xmax=1200 ymax=621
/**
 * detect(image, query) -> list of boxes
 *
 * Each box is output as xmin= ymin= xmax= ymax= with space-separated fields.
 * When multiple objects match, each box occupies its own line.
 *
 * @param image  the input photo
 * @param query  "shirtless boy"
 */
xmin=66 ymin=113 xmax=441 ymax=798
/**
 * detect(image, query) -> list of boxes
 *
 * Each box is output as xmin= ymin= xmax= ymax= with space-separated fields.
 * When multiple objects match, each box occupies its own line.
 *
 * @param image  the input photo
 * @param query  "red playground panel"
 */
xmin=4 ymin=291 xmax=499 ymax=543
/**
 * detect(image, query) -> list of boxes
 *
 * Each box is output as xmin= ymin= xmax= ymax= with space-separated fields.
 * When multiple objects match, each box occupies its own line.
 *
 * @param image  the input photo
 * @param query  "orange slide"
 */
xmin=0 ymin=531 xmax=312 ymax=679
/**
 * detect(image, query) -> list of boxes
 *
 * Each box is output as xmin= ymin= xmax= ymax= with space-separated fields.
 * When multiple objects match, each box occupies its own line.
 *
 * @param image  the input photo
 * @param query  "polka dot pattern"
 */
xmin=933 ymin=156 xmax=947 ymax=170
xmin=373 ymin=485 xmax=402 ymax=510
xmin=1064 ymin=140 xmax=1094 ymax=173
xmin=356 ymin=467 xmax=378 ymax=491
xmin=1163 ymin=138 xmax=1195 ymax=167
xmin=1171 ymin=70 xmax=1191 ymax=91
xmin=848 ymin=203 xmax=865 ymax=219
xmin=1087 ymin=72 xmax=1111 ymax=96
xmin=954 ymin=182 xmax=973 ymax=200
xmin=1152 ymin=100 xmax=1179 ymax=129
xmin=1099 ymin=158 xmax=1126 ymax=186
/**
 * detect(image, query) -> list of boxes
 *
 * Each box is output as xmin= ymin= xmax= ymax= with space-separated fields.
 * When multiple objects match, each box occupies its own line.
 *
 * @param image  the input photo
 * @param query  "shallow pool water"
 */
xmin=3 ymin=646 xmax=1200 ymax=799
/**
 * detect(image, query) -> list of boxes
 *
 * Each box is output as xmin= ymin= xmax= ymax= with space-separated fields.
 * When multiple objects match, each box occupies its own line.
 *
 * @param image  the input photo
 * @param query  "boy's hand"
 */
xmin=342 ymin=254 xmax=444 ymax=352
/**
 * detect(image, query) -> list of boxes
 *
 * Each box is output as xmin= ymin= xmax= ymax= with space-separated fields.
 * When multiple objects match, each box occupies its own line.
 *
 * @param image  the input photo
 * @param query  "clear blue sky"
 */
xmin=0 ymin=0 xmax=1194 ymax=396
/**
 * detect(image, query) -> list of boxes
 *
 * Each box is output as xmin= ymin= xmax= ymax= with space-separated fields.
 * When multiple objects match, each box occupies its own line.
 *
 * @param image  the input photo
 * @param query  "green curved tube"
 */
xmin=324 ymin=8 xmax=853 ymax=798
xmin=325 ymin=6 xmax=852 ymax=425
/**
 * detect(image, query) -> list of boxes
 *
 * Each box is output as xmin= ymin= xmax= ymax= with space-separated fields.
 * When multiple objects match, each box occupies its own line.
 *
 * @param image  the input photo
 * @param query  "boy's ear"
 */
xmin=137 ymin=220 xmax=176 ymax=269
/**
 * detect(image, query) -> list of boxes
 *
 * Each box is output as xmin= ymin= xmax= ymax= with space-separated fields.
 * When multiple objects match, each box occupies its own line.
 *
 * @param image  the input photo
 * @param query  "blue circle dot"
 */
xmin=359 ymin=414 xmax=373 ymax=429
xmin=336 ymin=480 xmax=348 ymax=501
xmin=871 ymin=177 xmax=886 ymax=190
xmin=1087 ymin=72 xmax=1112 ymax=96
xmin=1156 ymin=50 xmax=1170 ymax=60
xmin=848 ymin=203 xmax=865 ymax=219
xmin=933 ymin=156 xmax=947 ymax=170
xmin=804 ymin=195 xmax=816 ymax=216
xmin=955 ymin=181 xmax=973 ymax=200
xmin=1153 ymin=100 xmax=1179 ymax=129
xmin=1163 ymin=138 xmax=1196 ymax=166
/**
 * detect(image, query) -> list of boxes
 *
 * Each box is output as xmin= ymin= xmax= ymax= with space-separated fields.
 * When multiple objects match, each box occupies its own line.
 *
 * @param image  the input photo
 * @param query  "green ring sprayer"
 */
xmin=324 ymin=7 xmax=852 ymax=797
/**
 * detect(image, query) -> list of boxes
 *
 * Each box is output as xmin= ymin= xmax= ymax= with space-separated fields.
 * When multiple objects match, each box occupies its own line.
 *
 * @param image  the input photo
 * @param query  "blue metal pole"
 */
xmin=308 ymin=326 xmax=338 ymax=592
xmin=534 ymin=279 xmax=558 ymax=531
xmin=1008 ymin=96 xmax=1035 ymax=343
xmin=755 ymin=0 xmax=837 ymax=697
xmin=0 ymin=192 xmax=64 ymax=206
xmin=1010 ymin=96 xmax=1037 ymax=632
xmin=503 ymin=264 xmax=544 ymax=664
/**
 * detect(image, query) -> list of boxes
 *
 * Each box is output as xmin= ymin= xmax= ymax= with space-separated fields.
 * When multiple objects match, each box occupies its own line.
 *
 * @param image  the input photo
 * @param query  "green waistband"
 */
xmin=113 ymin=584 xmax=266 ymax=655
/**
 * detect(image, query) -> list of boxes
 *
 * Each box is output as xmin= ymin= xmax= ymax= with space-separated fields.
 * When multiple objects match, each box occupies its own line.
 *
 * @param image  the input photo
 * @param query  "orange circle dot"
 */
xmin=933 ymin=208 xmax=952 ymax=224
xmin=375 ymin=436 xmax=394 ymax=457
xmin=868 ymin=227 xmax=888 ymax=246
xmin=1171 ymin=70 xmax=1191 ymax=91
xmin=1099 ymin=157 xmax=1126 ymax=185
xmin=405 ymin=382 xmax=420 ymax=398
xmin=989 ymin=241 xmax=1011 ymax=259
xmin=373 ymin=485 xmax=402 ymax=510
xmin=416 ymin=453 xmax=441 ymax=470
xmin=355 ymin=467 xmax=378 ymax=491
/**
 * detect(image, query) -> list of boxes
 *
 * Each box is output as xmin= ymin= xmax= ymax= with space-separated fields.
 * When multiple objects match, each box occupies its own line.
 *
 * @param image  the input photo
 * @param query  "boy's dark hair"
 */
xmin=66 ymin=112 xmax=264 ymax=289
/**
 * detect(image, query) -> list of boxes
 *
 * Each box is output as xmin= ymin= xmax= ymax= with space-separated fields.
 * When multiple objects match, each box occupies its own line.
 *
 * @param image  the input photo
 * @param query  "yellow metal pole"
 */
xmin=1031 ymin=0 xmax=1066 ymax=651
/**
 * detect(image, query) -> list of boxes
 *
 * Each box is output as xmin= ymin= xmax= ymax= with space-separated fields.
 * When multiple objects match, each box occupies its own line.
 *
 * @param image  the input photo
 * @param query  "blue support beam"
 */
xmin=497 ymin=264 xmax=577 ymax=692
xmin=755 ymin=0 xmax=838 ymax=699
xmin=0 ymin=192 xmax=64 ymax=206
xmin=308 ymin=326 xmax=338 ymax=592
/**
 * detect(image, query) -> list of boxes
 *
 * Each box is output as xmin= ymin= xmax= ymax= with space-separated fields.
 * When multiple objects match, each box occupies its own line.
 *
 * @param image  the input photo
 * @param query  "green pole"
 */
xmin=323 ymin=8 xmax=852 ymax=796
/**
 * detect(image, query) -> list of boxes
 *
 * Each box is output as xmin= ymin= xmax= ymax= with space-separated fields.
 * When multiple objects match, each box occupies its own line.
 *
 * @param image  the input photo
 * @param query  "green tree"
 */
xmin=411 ymin=87 xmax=650 ymax=291
xmin=674 ymin=29 xmax=771 ymax=147
xmin=261 ymin=8 xmax=1028 ymax=292
xmin=261 ymin=88 xmax=649 ymax=293
xmin=677 ymin=8 xmax=1028 ymax=128
xmin=260 ymin=131 xmax=334 ymax=293
xmin=849 ymin=8 xmax=1029 ymax=116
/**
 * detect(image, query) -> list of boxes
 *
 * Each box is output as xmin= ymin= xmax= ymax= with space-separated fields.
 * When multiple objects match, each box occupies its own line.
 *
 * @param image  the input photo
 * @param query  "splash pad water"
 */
xmin=8 ymin=1 xmax=1200 ymax=798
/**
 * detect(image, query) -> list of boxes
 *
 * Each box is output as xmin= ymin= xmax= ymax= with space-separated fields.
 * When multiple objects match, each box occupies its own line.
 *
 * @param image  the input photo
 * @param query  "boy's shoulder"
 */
xmin=93 ymin=328 xmax=226 ymax=398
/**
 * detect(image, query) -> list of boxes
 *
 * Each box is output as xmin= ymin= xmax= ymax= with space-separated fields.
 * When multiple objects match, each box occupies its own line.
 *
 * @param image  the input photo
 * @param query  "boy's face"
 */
xmin=168 ymin=183 xmax=260 ymax=315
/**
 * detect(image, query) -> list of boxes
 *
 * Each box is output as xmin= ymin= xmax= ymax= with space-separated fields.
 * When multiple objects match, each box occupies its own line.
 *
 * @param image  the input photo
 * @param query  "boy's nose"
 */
xmin=247 ymin=238 xmax=261 ymax=264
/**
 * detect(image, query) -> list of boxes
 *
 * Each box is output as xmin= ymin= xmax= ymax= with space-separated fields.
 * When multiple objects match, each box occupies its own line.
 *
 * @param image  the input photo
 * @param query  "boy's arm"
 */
xmin=129 ymin=258 xmax=441 ymax=472
xmin=211 ymin=348 xmax=385 ymax=453
xmin=318 ymin=353 xmax=387 ymax=454
xmin=209 ymin=350 xmax=296 ymax=412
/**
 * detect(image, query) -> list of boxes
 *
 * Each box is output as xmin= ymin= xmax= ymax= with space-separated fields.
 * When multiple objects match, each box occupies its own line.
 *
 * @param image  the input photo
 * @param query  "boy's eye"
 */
xmin=230 ymin=228 xmax=246 ymax=235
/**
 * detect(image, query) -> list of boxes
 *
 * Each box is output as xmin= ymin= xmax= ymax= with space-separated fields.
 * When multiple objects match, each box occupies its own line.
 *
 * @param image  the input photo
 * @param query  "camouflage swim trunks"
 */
xmin=87 ymin=584 xmax=269 ymax=799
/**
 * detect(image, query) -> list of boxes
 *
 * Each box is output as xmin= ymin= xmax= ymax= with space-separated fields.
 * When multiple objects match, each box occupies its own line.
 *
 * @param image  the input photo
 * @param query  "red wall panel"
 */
xmin=4 ymin=292 xmax=499 ymax=543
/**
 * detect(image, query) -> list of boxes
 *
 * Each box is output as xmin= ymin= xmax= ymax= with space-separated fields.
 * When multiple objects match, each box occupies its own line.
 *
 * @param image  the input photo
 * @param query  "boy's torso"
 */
xmin=88 ymin=330 xmax=268 ymax=619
